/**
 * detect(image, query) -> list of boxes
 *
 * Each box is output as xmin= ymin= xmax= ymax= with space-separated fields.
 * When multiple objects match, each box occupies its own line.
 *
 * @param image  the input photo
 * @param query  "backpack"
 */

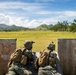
xmin=8 ymin=49 xmax=23 ymax=67
xmin=38 ymin=49 xmax=51 ymax=67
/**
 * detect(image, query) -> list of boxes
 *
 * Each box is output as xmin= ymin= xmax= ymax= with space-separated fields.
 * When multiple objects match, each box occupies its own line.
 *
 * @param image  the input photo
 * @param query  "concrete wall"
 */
xmin=58 ymin=39 xmax=76 ymax=75
xmin=0 ymin=39 xmax=16 ymax=75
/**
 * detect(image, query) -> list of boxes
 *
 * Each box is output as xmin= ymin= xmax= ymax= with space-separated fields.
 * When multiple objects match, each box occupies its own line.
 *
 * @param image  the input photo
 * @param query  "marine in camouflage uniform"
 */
xmin=34 ymin=42 xmax=62 ymax=75
xmin=6 ymin=40 xmax=35 ymax=75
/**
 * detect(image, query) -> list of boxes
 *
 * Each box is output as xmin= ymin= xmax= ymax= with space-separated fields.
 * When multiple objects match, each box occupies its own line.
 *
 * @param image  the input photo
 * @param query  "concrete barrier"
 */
xmin=0 ymin=39 xmax=17 ymax=75
xmin=58 ymin=39 xmax=76 ymax=75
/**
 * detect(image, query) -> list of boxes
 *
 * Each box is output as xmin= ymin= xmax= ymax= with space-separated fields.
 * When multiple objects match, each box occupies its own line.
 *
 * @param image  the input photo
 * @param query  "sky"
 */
xmin=0 ymin=0 xmax=76 ymax=28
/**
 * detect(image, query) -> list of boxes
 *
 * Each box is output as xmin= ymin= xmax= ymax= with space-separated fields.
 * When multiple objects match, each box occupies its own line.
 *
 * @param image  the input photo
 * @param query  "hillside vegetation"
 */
xmin=0 ymin=19 xmax=76 ymax=32
xmin=0 ymin=24 xmax=28 ymax=31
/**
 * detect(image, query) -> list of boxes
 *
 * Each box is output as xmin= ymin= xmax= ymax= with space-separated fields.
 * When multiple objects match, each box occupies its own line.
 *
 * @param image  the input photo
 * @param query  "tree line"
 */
xmin=36 ymin=19 xmax=76 ymax=32
xmin=0 ymin=19 xmax=76 ymax=32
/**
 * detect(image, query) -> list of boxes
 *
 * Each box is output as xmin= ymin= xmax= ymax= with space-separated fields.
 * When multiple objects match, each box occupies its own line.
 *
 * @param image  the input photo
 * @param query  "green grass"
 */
xmin=0 ymin=31 xmax=76 ymax=52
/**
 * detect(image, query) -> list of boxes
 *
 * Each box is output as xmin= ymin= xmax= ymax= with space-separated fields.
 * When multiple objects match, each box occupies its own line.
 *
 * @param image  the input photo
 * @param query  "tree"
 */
xmin=69 ymin=19 xmax=76 ymax=32
xmin=62 ymin=21 xmax=69 ymax=31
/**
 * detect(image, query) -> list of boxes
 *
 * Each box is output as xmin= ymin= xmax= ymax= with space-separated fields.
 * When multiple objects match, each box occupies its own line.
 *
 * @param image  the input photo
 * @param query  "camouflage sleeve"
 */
xmin=20 ymin=55 xmax=27 ymax=65
xmin=24 ymin=52 xmax=34 ymax=60
xmin=34 ymin=58 xmax=39 ymax=69
xmin=49 ymin=52 xmax=58 ymax=68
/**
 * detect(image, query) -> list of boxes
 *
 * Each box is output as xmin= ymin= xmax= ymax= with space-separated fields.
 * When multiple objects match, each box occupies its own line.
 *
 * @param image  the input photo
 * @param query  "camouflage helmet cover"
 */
xmin=24 ymin=40 xmax=35 ymax=45
xmin=47 ymin=42 xmax=55 ymax=51
xmin=24 ymin=40 xmax=35 ymax=50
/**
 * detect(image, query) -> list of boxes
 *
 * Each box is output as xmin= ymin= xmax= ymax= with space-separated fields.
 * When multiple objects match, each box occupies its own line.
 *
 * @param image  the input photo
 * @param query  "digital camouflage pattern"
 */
xmin=6 ymin=71 xmax=16 ymax=75
xmin=47 ymin=42 xmax=55 ymax=51
xmin=38 ymin=49 xmax=51 ymax=67
xmin=38 ymin=66 xmax=62 ymax=75
xmin=34 ymin=42 xmax=62 ymax=75
xmin=7 ymin=48 xmax=33 ymax=75
xmin=7 ymin=40 xmax=35 ymax=75
xmin=8 ymin=49 xmax=22 ymax=67
xmin=7 ymin=62 xmax=32 ymax=75
xmin=34 ymin=50 xmax=57 ymax=69
xmin=20 ymin=55 xmax=27 ymax=65
xmin=49 ymin=52 xmax=58 ymax=68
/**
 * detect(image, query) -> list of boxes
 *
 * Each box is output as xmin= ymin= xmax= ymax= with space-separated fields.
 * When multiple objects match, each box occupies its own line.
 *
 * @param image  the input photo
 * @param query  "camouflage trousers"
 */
xmin=38 ymin=66 xmax=62 ymax=75
xmin=7 ymin=62 xmax=32 ymax=75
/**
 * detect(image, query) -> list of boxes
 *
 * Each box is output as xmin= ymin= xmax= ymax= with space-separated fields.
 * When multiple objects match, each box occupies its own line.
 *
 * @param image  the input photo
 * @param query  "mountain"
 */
xmin=0 ymin=23 xmax=53 ymax=31
xmin=0 ymin=24 xmax=8 ymax=28
xmin=0 ymin=24 xmax=27 ymax=31
xmin=35 ymin=24 xmax=53 ymax=30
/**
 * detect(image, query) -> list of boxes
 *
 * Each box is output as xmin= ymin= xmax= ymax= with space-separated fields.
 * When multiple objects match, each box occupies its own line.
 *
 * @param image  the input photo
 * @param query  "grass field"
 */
xmin=0 ymin=31 xmax=76 ymax=52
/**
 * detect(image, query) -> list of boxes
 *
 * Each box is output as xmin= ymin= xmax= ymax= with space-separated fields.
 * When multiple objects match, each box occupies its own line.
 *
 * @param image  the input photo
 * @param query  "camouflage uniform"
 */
xmin=7 ymin=40 xmax=35 ymax=75
xmin=38 ymin=66 xmax=61 ymax=75
xmin=34 ymin=42 xmax=62 ymax=75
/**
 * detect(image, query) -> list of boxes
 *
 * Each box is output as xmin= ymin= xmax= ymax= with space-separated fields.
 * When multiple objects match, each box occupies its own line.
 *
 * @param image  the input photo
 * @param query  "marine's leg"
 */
xmin=7 ymin=64 xmax=17 ymax=75
xmin=38 ymin=66 xmax=55 ymax=75
xmin=38 ymin=69 xmax=54 ymax=75
xmin=6 ymin=71 xmax=17 ymax=75
xmin=13 ymin=63 xmax=32 ymax=75
xmin=13 ymin=64 xmax=25 ymax=75
xmin=38 ymin=69 xmax=45 ymax=75
xmin=23 ymin=69 xmax=32 ymax=75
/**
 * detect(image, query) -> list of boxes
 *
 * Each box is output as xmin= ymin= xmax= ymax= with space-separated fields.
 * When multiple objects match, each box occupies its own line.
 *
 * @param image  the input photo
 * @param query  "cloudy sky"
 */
xmin=0 ymin=0 xmax=76 ymax=28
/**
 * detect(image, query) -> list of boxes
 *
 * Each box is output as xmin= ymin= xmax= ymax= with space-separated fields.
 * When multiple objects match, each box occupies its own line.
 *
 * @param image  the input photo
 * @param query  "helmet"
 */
xmin=47 ymin=42 xmax=55 ymax=51
xmin=24 ymin=40 xmax=35 ymax=45
xmin=24 ymin=40 xmax=35 ymax=50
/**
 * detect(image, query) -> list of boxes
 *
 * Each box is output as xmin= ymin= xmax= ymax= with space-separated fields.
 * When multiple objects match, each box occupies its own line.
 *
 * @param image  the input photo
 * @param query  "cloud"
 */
xmin=24 ymin=20 xmax=41 ymax=28
xmin=0 ymin=2 xmax=28 ymax=9
xmin=36 ymin=11 xmax=61 ymax=14
xmin=39 ymin=18 xmax=58 ymax=24
xmin=0 ymin=2 xmax=47 ymax=15
xmin=36 ymin=11 xmax=51 ymax=14
xmin=0 ymin=13 xmax=10 ymax=24
xmin=0 ymin=10 xmax=76 ymax=28
xmin=36 ymin=10 xmax=76 ymax=18
xmin=35 ymin=0 xmax=55 ymax=2
xmin=0 ymin=2 xmax=47 ymax=9
xmin=0 ymin=13 xmax=41 ymax=28
xmin=0 ymin=2 xmax=76 ymax=28
xmin=34 ymin=0 xmax=71 ymax=3
xmin=63 ymin=11 xmax=76 ymax=17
